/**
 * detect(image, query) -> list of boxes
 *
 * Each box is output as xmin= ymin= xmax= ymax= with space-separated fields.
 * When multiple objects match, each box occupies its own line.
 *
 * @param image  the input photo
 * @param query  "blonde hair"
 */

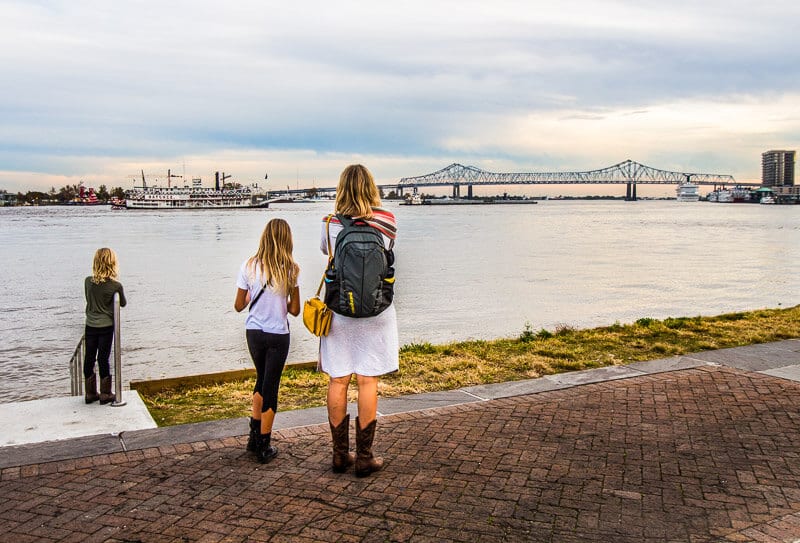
xmin=247 ymin=218 xmax=299 ymax=296
xmin=92 ymin=248 xmax=118 ymax=284
xmin=334 ymin=164 xmax=381 ymax=219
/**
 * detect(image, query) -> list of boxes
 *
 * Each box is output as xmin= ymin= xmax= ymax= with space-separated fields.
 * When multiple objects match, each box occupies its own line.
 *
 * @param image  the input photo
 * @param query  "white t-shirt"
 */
xmin=236 ymin=260 xmax=296 ymax=334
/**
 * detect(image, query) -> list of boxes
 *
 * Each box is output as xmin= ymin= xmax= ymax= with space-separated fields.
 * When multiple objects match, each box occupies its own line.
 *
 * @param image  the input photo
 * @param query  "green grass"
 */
xmin=140 ymin=305 xmax=800 ymax=426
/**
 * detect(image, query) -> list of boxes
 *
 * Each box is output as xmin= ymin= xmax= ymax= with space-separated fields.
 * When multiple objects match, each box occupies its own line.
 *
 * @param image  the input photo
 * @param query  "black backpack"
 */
xmin=324 ymin=214 xmax=395 ymax=318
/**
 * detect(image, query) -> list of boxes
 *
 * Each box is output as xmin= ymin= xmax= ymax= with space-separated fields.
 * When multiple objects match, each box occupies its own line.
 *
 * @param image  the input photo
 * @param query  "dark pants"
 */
xmin=246 ymin=329 xmax=290 ymax=413
xmin=84 ymin=325 xmax=114 ymax=379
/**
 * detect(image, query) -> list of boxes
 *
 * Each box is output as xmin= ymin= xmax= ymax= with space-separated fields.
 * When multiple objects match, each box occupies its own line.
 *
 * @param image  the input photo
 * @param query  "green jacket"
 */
xmin=84 ymin=277 xmax=127 ymax=328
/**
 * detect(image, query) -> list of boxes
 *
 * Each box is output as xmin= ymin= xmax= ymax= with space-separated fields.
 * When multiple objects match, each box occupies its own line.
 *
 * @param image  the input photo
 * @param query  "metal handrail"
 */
xmin=69 ymin=336 xmax=85 ymax=396
xmin=111 ymin=293 xmax=126 ymax=407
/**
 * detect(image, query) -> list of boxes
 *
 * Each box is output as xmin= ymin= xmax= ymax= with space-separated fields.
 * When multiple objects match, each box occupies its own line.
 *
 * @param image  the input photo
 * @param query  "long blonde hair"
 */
xmin=334 ymin=164 xmax=381 ymax=219
xmin=247 ymin=218 xmax=299 ymax=296
xmin=92 ymin=248 xmax=119 ymax=284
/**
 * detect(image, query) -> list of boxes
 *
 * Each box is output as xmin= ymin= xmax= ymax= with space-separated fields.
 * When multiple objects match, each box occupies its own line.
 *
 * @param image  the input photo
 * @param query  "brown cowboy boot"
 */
xmin=355 ymin=416 xmax=383 ymax=477
xmin=99 ymin=376 xmax=116 ymax=404
xmin=84 ymin=373 xmax=99 ymax=404
xmin=329 ymin=414 xmax=355 ymax=473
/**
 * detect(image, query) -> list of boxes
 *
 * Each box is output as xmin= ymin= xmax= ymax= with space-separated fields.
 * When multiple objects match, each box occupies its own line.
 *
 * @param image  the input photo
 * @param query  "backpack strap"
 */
xmin=316 ymin=215 xmax=334 ymax=297
xmin=335 ymin=213 xmax=394 ymax=250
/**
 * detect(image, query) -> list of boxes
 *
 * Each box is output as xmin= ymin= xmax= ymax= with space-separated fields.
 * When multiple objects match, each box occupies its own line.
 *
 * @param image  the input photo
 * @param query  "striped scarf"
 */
xmin=324 ymin=207 xmax=397 ymax=240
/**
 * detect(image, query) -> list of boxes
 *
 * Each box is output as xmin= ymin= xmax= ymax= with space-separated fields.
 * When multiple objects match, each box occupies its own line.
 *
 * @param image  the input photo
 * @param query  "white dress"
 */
xmin=319 ymin=219 xmax=399 ymax=378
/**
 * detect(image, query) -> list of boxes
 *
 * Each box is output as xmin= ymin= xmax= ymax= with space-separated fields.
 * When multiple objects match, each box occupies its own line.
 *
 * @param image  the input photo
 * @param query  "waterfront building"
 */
xmin=0 ymin=190 xmax=17 ymax=206
xmin=761 ymin=150 xmax=795 ymax=187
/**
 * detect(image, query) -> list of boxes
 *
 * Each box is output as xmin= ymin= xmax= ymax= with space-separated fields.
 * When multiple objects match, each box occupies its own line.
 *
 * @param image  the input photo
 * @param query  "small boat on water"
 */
xmin=70 ymin=182 xmax=103 ymax=206
xmin=676 ymin=182 xmax=700 ymax=202
xmin=401 ymin=193 xmax=423 ymax=205
xmin=760 ymin=194 xmax=776 ymax=205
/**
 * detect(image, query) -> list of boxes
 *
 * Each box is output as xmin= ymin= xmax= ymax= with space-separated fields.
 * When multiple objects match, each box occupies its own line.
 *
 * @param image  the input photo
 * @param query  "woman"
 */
xmin=235 ymin=218 xmax=301 ymax=463
xmin=321 ymin=164 xmax=398 ymax=477
xmin=84 ymin=247 xmax=127 ymax=405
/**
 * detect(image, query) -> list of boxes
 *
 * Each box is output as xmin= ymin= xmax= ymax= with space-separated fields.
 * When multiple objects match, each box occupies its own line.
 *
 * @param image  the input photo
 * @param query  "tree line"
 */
xmin=10 ymin=184 xmax=126 ymax=205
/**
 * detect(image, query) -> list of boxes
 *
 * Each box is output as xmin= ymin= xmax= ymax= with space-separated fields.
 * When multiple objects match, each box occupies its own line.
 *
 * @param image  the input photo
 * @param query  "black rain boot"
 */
xmin=329 ymin=414 xmax=355 ymax=473
xmin=256 ymin=433 xmax=278 ymax=464
xmin=99 ymin=376 xmax=116 ymax=404
xmin=246 ymin=417 xmax=260 ymax=453
xmin=355 ymin=417 xmax=383 ymax=477
xmin=84 ymin=373 xmax=99 ymax=404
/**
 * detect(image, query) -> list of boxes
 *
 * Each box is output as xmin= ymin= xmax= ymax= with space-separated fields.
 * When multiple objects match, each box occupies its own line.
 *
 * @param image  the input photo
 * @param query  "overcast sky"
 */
xmin=1 ymin=0 xmax=799 ymax=194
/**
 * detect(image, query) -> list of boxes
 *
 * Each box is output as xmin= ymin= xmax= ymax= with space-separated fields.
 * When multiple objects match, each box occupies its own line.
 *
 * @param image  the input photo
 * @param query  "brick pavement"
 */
xmin=2 ymin=366 xmax=800 ymax=542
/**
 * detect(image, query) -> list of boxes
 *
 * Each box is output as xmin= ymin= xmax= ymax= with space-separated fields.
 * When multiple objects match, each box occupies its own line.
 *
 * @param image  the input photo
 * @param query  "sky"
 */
xmin=1 ymin=0 xmax=799 ymax=196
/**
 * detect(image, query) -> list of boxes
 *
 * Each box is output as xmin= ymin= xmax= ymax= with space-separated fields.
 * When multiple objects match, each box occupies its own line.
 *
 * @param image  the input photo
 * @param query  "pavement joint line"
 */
xmin=459 ymin=389 xmax=490 ymax=401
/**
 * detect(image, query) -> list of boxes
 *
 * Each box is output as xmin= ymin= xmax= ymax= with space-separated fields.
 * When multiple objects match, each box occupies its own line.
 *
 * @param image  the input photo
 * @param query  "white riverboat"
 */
xmin=676 ymin=182 xmax=700 ymax=202
xmin=707 ymin=189 xmax=733 ymax=203
xmin=125 ymin=178 xmax=269 ymax=210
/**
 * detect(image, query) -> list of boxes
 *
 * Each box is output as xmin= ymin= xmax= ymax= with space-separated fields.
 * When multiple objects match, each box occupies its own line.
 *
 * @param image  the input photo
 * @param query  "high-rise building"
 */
xmin=761 ymin=150 xmax=795 ymax=187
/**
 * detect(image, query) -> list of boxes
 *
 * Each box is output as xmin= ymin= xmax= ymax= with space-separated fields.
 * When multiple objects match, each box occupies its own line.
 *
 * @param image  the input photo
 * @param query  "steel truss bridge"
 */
xmin=268 ymin=160 xmax=755 ymax=200
xmin=396 ymin=159 xmax=751 ymax=200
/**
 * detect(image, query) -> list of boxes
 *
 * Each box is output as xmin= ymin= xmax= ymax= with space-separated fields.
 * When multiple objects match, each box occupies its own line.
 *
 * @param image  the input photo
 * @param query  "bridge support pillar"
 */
xmin=453 ymin=184 xmax=460 ymax=198
xmin=468 ymin=185 xmax=473 ymax=199
xmin=625 ymin=183 xmax=637 ymax=201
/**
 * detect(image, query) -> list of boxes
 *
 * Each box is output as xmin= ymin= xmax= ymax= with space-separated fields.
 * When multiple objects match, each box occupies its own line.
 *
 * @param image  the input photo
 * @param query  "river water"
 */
xmin=1 ymin=201 xmax=798 ymax=402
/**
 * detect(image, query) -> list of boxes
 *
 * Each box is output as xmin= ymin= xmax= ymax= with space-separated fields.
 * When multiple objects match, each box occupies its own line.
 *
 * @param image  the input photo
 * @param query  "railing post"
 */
xmin=111 ymin=293 xmax=126 ymax=407
xmin=70 ymin=336 xmax=85 ymax=396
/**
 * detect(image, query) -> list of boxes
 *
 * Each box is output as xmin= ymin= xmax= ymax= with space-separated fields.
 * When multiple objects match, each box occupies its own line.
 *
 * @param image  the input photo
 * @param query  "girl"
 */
xmin=320 ymin=164 xmax=398 ymax=477
xmin=84 ymin=248 xmax=127 ymax=404
xmin=234 ymin=218 xmax=300 ymax=463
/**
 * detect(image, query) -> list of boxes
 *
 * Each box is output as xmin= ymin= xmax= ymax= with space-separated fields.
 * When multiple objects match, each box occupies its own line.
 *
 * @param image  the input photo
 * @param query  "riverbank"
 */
xmin=140 ymin=305 xmax=800 ymax=426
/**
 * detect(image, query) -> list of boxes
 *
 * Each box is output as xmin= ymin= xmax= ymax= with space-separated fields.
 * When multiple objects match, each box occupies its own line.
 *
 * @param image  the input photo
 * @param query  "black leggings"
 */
xmin=84 ymin=325 xmax=114 ymax=379
xmin=246 ymin=329 xmax=290 ymax=413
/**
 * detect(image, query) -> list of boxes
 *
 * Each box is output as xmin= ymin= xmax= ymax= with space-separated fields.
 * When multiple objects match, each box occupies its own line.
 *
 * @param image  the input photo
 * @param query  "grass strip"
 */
xmin=141 ymin=305 xmax=800 ymax=426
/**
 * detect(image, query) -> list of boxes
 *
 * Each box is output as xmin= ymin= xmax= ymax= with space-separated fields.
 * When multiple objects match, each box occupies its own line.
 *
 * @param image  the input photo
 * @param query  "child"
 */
xmin=234 ymin=219 xmax=300 ymax=463
xmin=84 ymin=248 xmax=127 ymax=404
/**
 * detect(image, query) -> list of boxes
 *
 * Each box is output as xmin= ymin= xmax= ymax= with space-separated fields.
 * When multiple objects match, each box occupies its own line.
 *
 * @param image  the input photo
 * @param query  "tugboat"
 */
xmin=70 ymin=182 xmax=103 ymax=205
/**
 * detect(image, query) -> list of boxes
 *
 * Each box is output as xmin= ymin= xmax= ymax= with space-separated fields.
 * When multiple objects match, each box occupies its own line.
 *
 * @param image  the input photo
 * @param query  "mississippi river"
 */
xmin=1 ymin=200 xmax=798 ymax=402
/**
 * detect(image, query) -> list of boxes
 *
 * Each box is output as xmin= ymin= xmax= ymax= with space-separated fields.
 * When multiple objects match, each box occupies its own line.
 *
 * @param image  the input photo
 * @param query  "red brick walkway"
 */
xmin=2 ymin=366 xmax=800 ymax=542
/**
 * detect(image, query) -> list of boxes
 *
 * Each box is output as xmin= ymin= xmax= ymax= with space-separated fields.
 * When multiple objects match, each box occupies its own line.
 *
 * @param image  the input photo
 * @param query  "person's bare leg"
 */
xmin=251 ymin=392 xmax=263 ymax=421
xmin=355 ymin=375 xmax=378 ymax=428
xmin=260 ymin=408 xmax=275 ymax=434
xmin=327 ymin=375 xmax=352 ymax=426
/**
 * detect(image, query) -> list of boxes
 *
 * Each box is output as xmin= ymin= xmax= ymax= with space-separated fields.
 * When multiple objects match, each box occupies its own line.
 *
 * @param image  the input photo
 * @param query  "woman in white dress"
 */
xmin=320 ymin=164 xmax=398 ymax=477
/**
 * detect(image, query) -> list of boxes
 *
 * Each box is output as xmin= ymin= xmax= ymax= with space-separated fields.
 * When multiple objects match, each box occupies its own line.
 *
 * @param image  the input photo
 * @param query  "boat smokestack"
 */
xmin=215 ymin=171 xmax=220 ymax=191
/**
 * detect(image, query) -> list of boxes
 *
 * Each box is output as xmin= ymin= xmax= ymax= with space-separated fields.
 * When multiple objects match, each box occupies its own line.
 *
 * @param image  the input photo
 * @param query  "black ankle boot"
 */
xmin=257 ymin=433 xmax=278 ymax=464
xmin=246 ymin=418 xmax=260 ymax=453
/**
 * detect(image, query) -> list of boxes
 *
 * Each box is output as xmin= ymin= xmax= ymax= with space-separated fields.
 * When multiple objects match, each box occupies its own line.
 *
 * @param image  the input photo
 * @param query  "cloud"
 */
xmin=0 ymin=0 xmax=799 ymax=192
